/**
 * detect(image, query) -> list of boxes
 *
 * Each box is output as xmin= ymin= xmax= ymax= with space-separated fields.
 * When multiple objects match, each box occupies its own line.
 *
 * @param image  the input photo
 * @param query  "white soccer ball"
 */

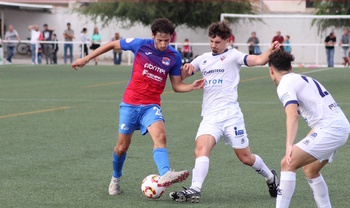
xmin=141 ymin=174 xmax=166 ymax=199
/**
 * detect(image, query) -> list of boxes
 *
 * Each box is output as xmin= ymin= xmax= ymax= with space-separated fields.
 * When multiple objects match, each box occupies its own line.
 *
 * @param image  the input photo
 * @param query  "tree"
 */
xmin=75 ymin=1 xmax=255 ymax=29
xmin=312 ymin=0 xmax=350 ymax=33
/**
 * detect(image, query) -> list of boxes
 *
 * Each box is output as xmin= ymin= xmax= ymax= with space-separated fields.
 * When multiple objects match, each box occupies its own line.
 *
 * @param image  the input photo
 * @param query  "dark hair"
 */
xmin=330 ymin=32 xmax=334 ymax=36
xmin=151 ymin=18 xmax=175 ymax=36
xmin=81 ymin=28 xmax=87 ymax=33
xmin=268 ymin=50 xmax=294 ymax=71
xmin=208 ymin=21 xmax=232 ymax=40
xmin=43 ymin=24 xmax=48 ymax=27
xmin=67 ymin=23 xmax=71 ymax=26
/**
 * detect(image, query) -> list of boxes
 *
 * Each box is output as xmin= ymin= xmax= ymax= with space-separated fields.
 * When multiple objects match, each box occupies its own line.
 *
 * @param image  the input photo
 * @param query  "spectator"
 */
xmin=247 ymin=31 xmax=260 ymax=55
xmin=80 ymin=28 xmax=89 ymax=58
xmin=37 ymin=45 xmax=43 ymax=64
xmin=63 ymin=22 xmax=74 ymax=64
xmin=28 ymin=24 xmax=41 ymax=65
xmin=52 ymin=33 xmax=59 ymax=64
xmin=324 ymin=32 xmax=336 ymax=68
xmin=227 ymin=33 xmax=235 ymax=49
xmin=272 ymin=30 xmax=284 ymax=50
xmin=284 ymin=35 xmax=291 ymax=53
xmin=90 ymin=27 xmax=101 ymax=65
xmin=111 ymin=32 xmax=122 ymax=65
xmin=170 ymin=29 xmax=177 ymax=48
xmin=42 ymin=23 xmax=55 ymax=64
xmin=181 ymin=38 xmax=192 ymax=63
xmin=338 ymin=28 xmax=350 ymax=67
xmin=4 ymin=24 xmax=21 ymax=64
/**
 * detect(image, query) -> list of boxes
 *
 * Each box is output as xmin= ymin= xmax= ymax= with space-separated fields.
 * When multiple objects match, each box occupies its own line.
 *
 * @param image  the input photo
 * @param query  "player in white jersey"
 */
xmin=268 ymin=50 xmax=350 ymax=208
xmin=169 ymin=21 xmax=281 ymax=203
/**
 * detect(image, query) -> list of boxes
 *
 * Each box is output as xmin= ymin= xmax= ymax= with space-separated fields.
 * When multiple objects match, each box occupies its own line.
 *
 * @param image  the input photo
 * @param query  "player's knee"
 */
xmin=239 ymin=155 xmax=254 ymax=166
xmin=302 ymin=166 xmax=320 ymax=179
xmin=115 ymin=144 xmax=128 ymax=156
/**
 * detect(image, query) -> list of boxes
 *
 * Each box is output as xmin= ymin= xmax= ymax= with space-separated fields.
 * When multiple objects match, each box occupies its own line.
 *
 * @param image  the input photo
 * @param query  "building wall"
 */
xmin=3 ymin=4 xmax=348 ymax=66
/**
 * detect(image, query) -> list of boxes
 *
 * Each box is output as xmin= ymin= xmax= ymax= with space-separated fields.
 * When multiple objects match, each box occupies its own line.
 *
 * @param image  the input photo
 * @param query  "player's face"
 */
xmin=269 ymin=67 xmax=278 ymax=86
xmin=152 ymin=32 xmax=171 ymax=52
xmin=209 ymin=36 xmax=228 ymax=55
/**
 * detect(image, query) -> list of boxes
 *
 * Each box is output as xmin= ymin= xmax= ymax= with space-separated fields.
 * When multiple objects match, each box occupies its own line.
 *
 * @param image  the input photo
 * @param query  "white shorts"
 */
xmin=296 ymin=126 xmax=349 ymax=163
xmin=195 ymin=114 xmax=249 ymax=149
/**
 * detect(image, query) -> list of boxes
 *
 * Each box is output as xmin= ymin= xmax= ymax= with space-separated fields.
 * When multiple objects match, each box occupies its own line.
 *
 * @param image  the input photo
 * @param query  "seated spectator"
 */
xmin=181 ymin=38 xmax=192 ymax=63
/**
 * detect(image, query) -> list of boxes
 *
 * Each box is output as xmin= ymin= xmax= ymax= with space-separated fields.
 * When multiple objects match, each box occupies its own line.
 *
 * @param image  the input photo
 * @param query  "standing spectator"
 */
xmin=284 ymin=35 xmax=291 ymax=53
xmin=28 ymin=24 xmax=41 ymax=65
xmin=52 ymin=33 xmax=59 ymax=64
xmin=111 ymin=32 xmax=122 ymax=65
xmin=80 ymin=28 xmax=89 ymax=58
xmin=170 ymin=29 xmax=177 ymax=48
xmin=42 ymin=23 xmax=55 ymax=64
xmin=90 ymin=27 xmax=101 ymax=65
xmin=272 ymin=31 xmax=284 ymax=50
xmin=63 ymin=22 xmax=74 ymax=64
xmin=227 ymin=33 xmax=235 ymax=49
xmin=324 ymin=32 xmax=336 ymax=68
xmin=338 ymin=28 xmax=350 ymax=67
xmin=4 ymin=24 xmax=21 ymax=64
xmin=181 ymin=38 xmax=192 ymax=63
xmin=247 ymin=31 xmax=260 ymax=55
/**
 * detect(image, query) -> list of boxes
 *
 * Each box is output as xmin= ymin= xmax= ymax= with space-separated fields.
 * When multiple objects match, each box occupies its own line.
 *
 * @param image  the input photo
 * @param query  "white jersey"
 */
xmin=277 ymin=73 xmax=350 ymax=129
xmin=191 ymin=49 xmax=248 ymax=119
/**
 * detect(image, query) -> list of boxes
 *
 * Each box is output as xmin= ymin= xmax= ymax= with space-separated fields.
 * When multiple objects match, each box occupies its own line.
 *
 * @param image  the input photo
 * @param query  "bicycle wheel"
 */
xmin=16 ymin=43 xmax=30 ymax=55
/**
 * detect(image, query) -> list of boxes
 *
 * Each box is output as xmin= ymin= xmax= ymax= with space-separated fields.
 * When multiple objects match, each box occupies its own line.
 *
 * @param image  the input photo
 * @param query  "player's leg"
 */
xmin=276 ymin=145 xmax=317 ymax=208
xmin=303 ymin=160 xmax=330 ymax=208
xmin=234 ymin=146 xmax=278 ymax=197
xmin=170 ymin=118 xmax=220 ymax=203
xmin=141 ymin=105 xmax=189 ymax=188
xmin=109 ymin=133 xmax=133 ymax=196
xmin=63 ymin=44 xmax=67 ymax=64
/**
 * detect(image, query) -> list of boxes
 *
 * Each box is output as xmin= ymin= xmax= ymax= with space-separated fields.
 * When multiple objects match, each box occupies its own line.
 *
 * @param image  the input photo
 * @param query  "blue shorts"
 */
xmin=118 ymin=102 xmax=165 ymax=135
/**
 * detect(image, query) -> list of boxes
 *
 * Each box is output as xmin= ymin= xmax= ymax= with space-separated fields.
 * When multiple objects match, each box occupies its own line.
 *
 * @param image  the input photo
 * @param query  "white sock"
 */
xmin=307 ymin=174 xmax=331 ymax=208
xmin=190 ymin=156 xmax=209 ymax=192
xmin=251 ymin=154 xmax=274 ymax=182
xmin=276 ymin=171 xmax=296 ymax=208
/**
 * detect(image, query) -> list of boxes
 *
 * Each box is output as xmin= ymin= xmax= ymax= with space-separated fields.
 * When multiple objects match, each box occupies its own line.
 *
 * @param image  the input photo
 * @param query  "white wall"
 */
xmin=3 ymin=6 xmax=348 ymax=66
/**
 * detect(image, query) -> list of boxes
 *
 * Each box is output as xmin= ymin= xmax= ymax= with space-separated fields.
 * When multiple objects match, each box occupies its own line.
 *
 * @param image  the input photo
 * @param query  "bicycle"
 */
xmin=16 ymin=38 xmax=31 ymax=55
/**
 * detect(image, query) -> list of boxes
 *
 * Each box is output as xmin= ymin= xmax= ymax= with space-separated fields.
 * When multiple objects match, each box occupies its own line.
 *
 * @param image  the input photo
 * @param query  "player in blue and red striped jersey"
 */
xmin=72 ymin=18 xmax=205 ymax=196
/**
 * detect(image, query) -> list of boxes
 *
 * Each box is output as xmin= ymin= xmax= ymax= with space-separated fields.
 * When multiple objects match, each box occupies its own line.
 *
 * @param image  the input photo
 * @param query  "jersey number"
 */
xmin=301 ymin=75 xmax=329 ymax=98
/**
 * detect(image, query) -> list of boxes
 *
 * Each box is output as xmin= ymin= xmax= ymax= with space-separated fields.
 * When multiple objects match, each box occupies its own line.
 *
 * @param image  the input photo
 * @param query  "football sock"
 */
xmin=251 ymin=154 xmax=274 ymax=182
xmin=153 ymin=148 xmax=169 ymax=176
xmin=113 ymin=151 xmax=126 ymax=178
xmin=276 ymin=171 xmax=296 ymax=208
xmin=307 ymin=174 xmax=331 ymax=207
xmin=190 ymin=156 xmax=209 ymax=192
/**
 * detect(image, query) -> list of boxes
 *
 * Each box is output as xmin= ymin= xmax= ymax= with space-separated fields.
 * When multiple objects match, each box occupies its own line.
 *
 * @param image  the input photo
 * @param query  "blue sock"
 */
xmin=153 ymin=148 xmax=170 ymax=176
xmin=113 ymin=151 xmax=126 ymax=178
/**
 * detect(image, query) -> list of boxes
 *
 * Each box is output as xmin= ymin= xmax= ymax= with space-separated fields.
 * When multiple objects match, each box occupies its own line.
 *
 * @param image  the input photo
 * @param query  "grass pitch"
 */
xmin=1 ymin=64 xmax=349 ymax=208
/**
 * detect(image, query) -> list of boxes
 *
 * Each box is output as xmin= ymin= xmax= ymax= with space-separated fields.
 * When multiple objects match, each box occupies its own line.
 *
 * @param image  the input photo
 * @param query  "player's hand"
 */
xmin=270 ymin=41 xmax=280 ymax=53
xmin=72 ymin=58 xmax=88 ymax=71
xmin=285 ymin=145 xmax=293 ymax=166
xmin=191 ymin=78 xmax=206 ymax=90
xmin=183 ymin=63 xmax=195 ymax=75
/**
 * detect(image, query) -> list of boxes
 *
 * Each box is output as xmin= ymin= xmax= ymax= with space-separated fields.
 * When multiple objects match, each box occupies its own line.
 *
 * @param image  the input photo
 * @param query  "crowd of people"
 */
xmin=1 ymin=23 xmax=350 ymax=68
xmin=2 ymin=23 xmax=123 ymax=65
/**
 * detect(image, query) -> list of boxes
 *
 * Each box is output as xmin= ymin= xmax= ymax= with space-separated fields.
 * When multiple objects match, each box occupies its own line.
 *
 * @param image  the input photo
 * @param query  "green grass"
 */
xmin=0 ymin=64 xmax=349 ymax=208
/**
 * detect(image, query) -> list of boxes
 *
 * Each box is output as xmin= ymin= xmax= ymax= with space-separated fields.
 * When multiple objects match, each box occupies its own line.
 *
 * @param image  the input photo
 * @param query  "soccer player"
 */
xmin=169 ymin=21 xmax=280 ymax=203
xmin=71 ymin=18 xmax=205 ymax=195
xmin=268 ymin=50 xmax=350 ymax=208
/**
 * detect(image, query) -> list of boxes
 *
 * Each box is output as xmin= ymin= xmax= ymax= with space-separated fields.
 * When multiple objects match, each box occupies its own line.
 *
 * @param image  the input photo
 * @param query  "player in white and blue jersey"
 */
xmin=169 ymin=21 xmax=281 ymax=203
xmin=268 ymin=50 xmax=350 ymax=208
xmin=72 ymin=18 xmax=205 ymax=196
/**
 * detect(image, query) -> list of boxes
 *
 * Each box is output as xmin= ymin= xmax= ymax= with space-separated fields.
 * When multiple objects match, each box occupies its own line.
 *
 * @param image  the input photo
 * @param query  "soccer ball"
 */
xmin=141 ymin=174 xmax=166 ymax=199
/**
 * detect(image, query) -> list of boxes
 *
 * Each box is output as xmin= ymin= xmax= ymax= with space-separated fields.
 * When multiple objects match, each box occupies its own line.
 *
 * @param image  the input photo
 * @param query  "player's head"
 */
xmin=208 ymin=21 xmax=232 ymax=54
xmin=268 ymin=50 xmax=294 ymax=86
xmin=151 ymin=18 xmax=175 ymax=52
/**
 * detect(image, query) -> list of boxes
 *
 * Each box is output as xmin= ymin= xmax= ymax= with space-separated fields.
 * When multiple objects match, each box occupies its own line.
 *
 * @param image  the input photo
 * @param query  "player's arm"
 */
xmin=169 ymin=75 xmax=205 ymax=93
xmin=284 ymin=103 xmax=299 ymax=166
xmin=246 ymin=41 xmax=280 ymax=66
xmin=72 ymin=40 xmax=121 ymax=70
